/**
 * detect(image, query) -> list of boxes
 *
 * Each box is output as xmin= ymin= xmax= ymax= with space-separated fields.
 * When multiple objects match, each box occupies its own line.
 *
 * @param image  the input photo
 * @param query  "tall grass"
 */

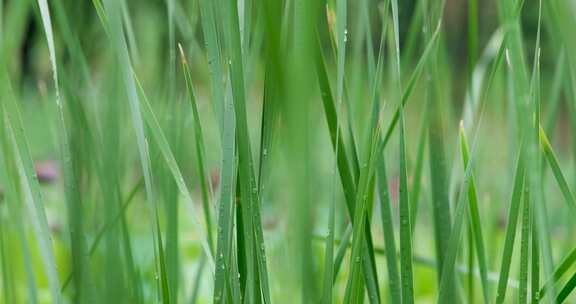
xmin=1 ymin=0 xmax=576 ymax=303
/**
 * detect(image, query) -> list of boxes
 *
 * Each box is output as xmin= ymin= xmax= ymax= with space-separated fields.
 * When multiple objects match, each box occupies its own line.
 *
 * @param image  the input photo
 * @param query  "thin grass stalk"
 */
xmin=343 ymin=122 xmax=382 ymax=303
xmin=495 ymin=149 xmax=525 ymax=303
xmin=198 ymin=0 xmax=226 ymax=135
xmin=436 ymin=118 xmax=486 ymax=304
xmin=213 ymin=86 xmax=238 ymax=303
xmin=223 ymin=0 xmax=272 ymax=300
xmin=398 ymin=109 xmax=414 ymax=304
xmin=376 ymin=157 xmax=402 ymax=303
xmin=538 ymin=248 xmax=576 ymax=299
xmin=556 ymin=272 xmax=576 ymax=303
xmin=409 ymin=113 xmax=428 ymax=234
xmin=0 ymin=204 xmax=15 ymax=303
xmin=531 ymin=209 xmax=540 ymax=304
xmin=179 ymin=45 xmax=215 ymax=255
xmin=322 ymin=0 xmax=347 ymax=300
xmin=460 ymin=124 xmax=490 ymax=304
xmin=467 ymin=1 xmax=479 ymax=300
xmin=0 ymin=80 xmax=62 ymax=304
xmin=519 ymin=187 xmax=531 ymax=304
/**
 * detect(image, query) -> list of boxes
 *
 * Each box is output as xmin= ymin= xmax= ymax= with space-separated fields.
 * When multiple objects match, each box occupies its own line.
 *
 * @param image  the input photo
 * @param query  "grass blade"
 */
xmin=424 ymin=15 xmax=455 ymax=302
xmin=556 ymin=272 xmax=576 ymax=303
xmin=531 ymin=215 xmax=540 ymax=304
xmin=196 ymin=0 xmax=242 ymax=301
xmin=33 ymin=0 xmax=90 ymax=302
xmin=212 ymin=81 xmax=239 ymax=304
xmin=332 ymin=225 xmax=352 ymax=281
xmin=409 ymin=115 xmax=428 ymax=234
xmin=156 ymin=215 xmax=172 ymax=303
xmin=538 ymin=247 xmax=576 ymax=298
xmin=460 ymin=124 xmax=490 ymax=303
xmin=0 ymin=216 xmax=15 ymax=304
xmin=321 ymin=179 xmax=336 ymax=304
xmin=519 ymin=187 xmax=531 ymax=304
xmin=539 ymin=126 xmax=576 ymax=215
xmin=322 ymin=0 xmax=347 ymax=300
xmin=0 ymin=122 xmax=38 ymax=304
xmin=198 ymin=0 xmax=226 ymax=134
xmin=495 ymin=150 xmax=525 ymax=303
xmin=376 ymin=156 xmax=401 ymax=303
xmin=179 ymin=44 xmax=215 ymax=255
xmin=0 ymin=74 xmax=62 ymax=303
xmin=1 ymin=104 xmax=62 ymax=303
xmin=436 ymin=125 xmax=482 ymax=304
xmin=223 ymin=0 xmax=271 ymax=300
xmin=398 ymin=110 xmax=414 ymax=304
xmin=343 ymin=123 xmax=382 ymax=303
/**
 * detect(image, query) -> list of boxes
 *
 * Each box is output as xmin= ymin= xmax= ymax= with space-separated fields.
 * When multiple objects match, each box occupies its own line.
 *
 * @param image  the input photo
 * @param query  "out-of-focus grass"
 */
xmin=0 ymin=0 xmax=576 ymax=303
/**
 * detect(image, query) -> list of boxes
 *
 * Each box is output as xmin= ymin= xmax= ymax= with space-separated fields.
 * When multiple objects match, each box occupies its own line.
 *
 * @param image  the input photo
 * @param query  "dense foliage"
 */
xmin=1 ymin=0 xmax=576 ymax=303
